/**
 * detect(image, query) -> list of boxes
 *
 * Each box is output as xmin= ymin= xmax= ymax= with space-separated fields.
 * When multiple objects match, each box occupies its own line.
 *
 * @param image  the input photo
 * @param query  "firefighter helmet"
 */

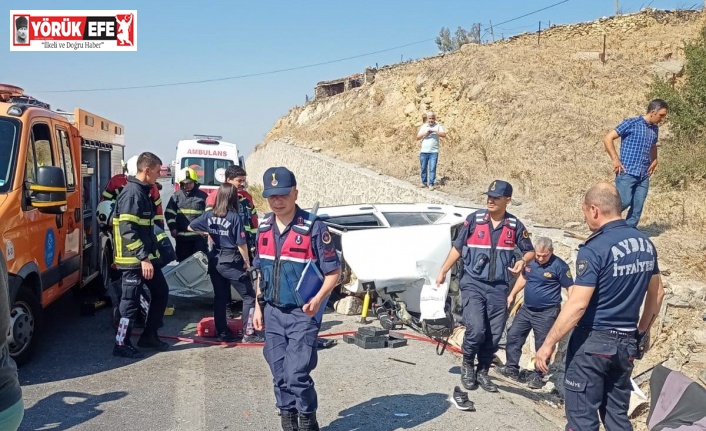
xmin=96 ymin=200 xmax=115 ymax=227
xmin=126 ymin=155 xmax=139 ymax=176
xmin=177 ymin=167 xmax=198 ymax=183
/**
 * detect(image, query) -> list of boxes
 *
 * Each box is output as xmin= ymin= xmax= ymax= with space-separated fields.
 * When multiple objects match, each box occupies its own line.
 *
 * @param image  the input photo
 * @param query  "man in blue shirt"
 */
xmin=603 ymin=98 xmax=669 ymax=228
xmin=252 ymin=167 xmax=341 ymax=431
xmin=536 ymin=182 xmax=665 ymax=431
xmin=496 ymin=237 xmax=573 ymax=389
xmin=437 ymin=180 xmax=535 ymax=393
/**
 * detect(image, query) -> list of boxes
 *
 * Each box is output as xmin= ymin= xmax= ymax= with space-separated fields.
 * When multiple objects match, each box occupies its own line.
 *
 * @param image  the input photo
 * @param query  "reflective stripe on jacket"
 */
xmin=114 ymin=177 xmax=160 ymax=269
xmin=165 ymin=186 xmax=208 ymax=239
xmin=463 ymin=210 xmax=517 ymax=283
xmin=102 ymin=174 xmax=164 ymax=229
xmin=257 ymin=212 xmax=316 ymax=307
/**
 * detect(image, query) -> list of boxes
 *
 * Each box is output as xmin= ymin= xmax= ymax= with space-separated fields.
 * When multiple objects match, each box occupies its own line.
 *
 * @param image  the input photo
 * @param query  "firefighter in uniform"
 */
xmin=252 ymin=167 xmax=341 ymax=431
xmin=102 ymin=157 xmax=165 ymax=229
xmin=437 ymin=180 xmax=535 ymax=392
xmin=102 ymin=159 xmax=172 ymax=329
xmin=190 ymin=183 xmax=263 ymax=343
xmin=113 ymin=152 xmax=170 ymax=358
xmin=536 ymin=182 xmax=665 ymax=431
xmin=165 ymin=167 xmax=209 ymax=262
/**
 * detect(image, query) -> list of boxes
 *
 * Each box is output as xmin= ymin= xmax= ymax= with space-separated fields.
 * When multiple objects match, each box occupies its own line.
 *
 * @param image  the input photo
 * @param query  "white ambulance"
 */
xmin=173 ymin=135 xmax=245 ymax=200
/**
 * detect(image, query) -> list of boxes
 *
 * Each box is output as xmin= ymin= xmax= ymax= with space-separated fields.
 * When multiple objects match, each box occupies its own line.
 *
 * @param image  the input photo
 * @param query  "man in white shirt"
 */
xmin=416 ymin=111 xmax=447 ymax=190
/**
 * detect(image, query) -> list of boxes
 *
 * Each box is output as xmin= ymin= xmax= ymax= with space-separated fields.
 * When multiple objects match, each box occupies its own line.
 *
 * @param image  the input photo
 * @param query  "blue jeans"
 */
xmin=615 ymin=173 xmax=649 ymax=228
xmin=420 ymin=152 xmax=438 ymax=186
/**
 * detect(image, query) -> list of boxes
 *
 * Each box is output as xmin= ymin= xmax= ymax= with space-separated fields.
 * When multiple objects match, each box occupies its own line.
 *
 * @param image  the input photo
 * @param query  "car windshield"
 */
xmin=0 ymin=118 xmax=19 ymax=193
xmin=181 ymin=157 xmax=232 ymax=186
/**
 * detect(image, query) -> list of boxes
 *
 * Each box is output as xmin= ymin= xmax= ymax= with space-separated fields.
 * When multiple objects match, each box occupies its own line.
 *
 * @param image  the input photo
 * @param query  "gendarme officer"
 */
xmin=536 ymin=182 xmax=665 ymax=431
xmin=437 ymin=180 xmax=535 ymax=392
xmin=252 ymin=167 xmax=341 ymax=431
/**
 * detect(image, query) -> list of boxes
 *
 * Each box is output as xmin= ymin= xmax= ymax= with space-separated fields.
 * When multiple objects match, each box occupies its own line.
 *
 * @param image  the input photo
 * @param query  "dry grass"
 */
xmin=248 ymin=184 xmax=270 ymax=213
xmin=264 ymin=10 xmax=706 ymax=279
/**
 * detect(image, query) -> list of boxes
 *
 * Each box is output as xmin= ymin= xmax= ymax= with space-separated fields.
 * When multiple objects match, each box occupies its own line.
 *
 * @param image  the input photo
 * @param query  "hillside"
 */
xmin=263 ymin=8 xmax=706 ymax=281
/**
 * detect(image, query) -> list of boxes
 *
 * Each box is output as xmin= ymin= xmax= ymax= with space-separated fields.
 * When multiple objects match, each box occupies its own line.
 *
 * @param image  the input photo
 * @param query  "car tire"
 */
xmin=9 ymin=286 xmax=42 ymax=366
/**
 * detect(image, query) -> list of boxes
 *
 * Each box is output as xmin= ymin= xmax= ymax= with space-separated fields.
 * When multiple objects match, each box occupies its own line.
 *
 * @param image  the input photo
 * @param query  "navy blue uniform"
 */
xmin=190 ymin=210 xmax=253 ymax=337
xmin=505 ymin=255 xmax=573 ymax=375
xmin=453 ymin=210 xmax=534 ymax=371
xmin=253 ymin=206 xmax=341 ymax=416
xmin=564 ymin=220 xmax=659 ymax=431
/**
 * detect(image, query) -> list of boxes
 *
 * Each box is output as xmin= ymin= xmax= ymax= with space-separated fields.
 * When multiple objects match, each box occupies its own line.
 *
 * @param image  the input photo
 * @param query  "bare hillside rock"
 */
xmin=262 ymin=8 xmax=706 ymax=236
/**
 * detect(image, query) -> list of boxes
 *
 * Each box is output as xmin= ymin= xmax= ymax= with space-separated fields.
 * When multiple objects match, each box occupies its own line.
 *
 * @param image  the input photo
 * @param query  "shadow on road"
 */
xmin=19 ymin=391 xmax=127 ymax=431
xmin=323 ymin=393 xmax=449 ymax=431
xmin=18 ymin=293 xmax=220 ymax=386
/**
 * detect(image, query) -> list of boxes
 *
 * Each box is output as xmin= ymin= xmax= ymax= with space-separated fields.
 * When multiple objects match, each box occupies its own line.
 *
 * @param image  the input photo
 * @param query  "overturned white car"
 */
xmin=318 ymin=203 xmax=485 ymax=337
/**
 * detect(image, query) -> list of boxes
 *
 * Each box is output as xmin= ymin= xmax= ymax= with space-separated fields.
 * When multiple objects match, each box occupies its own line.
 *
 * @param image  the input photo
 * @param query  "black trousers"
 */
xmin=175 ymin=237 xmax=209 ymax=262
xmin=208 ymin=251 xmax=255 ymax=335
xmin=504 ymin=304 xmax=560 ymax=375
xmin=117 ymin=267 xmax=168 ymax=339
xmin=564 ymin=328 xmax=638 ymax=431
xmin=460 ymin=279 xmax=509 ymax=369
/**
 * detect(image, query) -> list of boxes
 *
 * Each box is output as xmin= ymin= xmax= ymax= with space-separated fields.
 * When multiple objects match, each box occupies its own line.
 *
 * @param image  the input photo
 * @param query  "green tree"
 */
xmin=435 ymin=27 xmax=454 ymax=53
xmin=649 ymin=24 xmax=706 ymax=185
xmin=436 ymin=24 xmax=482 ymax=53
xmin=454 ymin=26 xmax=469 ymax=50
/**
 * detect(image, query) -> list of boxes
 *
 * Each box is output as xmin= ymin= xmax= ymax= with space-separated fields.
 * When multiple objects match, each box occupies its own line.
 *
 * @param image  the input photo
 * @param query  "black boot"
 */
xmin=477 ymin=368 xmax=498 ymax=392
xmin=113 ymin=319 xmax=143 ymax=358
xmin=279 ymin=410 xmax=299 ymax=431
xmin=299 ymin=412 xmax=319 ymax=431
xmin=461 ymin=362 xmax=478 ymax=391
xmin=495 ymin=365 xmax=521 ymax=381
xmin=137 ymin=331 xmax=170 ymax=351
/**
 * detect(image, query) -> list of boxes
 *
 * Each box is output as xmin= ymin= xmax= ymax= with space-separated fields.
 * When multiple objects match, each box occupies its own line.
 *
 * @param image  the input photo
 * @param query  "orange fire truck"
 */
xmin=0 ymin=84 xmax=124 ymax=365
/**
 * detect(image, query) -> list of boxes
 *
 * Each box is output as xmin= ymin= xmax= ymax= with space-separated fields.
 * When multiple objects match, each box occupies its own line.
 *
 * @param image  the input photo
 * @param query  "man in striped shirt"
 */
xmin=603 ymin=99 xmax=669 ymax=228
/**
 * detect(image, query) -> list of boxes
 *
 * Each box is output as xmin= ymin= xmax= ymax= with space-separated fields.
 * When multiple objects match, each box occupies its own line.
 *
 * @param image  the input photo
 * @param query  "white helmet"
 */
xmin=126 ymin=155 xmax=139 ymax=176
xmin=96 ymin=200 xmax=115 ymax=227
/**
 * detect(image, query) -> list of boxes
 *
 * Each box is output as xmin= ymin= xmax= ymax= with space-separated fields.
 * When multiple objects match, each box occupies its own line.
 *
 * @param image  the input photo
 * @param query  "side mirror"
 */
xmin=29 ymin=166 xmax=67 ymax=214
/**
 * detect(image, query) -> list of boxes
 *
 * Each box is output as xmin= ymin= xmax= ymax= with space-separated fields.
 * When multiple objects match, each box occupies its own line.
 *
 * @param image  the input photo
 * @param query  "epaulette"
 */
xmin=292 ymin=210 xmax=316 ymax=235
xmin=580 ymin=230 xmax=603 ymax=247
xmin=258 ymin=213 xmax=274 ymax=232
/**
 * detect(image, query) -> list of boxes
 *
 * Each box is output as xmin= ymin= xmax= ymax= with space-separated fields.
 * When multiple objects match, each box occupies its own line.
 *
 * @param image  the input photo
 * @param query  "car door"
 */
xmin=22 ymin=120 xmax=67 ymax=305
xmin=54 ymin=124 xmax=80 ymax=289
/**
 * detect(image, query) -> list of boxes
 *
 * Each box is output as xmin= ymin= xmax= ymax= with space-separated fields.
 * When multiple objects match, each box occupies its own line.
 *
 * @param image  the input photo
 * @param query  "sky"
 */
xmin=2 ymin=0 xmax=698 ymax=164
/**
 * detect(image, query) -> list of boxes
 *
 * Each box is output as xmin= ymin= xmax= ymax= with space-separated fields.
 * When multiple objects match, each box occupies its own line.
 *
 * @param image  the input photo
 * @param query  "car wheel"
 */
xmin=9 ymin=286 xmax=41 ymax=366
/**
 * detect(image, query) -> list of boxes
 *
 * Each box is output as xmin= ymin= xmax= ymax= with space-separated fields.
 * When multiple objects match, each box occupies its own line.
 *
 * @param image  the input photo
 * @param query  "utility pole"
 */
xmin=489 ymin=20 xmax=495 ymax=42
xmin=616 ymin=0 xmax=620 ymax=15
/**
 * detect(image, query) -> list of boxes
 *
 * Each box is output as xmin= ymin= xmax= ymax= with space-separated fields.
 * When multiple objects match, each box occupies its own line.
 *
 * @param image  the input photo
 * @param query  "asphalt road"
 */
xmin=16 ymin=179 xmax=566 ymax=431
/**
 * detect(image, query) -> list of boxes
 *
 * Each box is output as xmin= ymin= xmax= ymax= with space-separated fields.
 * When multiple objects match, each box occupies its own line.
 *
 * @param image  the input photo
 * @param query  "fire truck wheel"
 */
xmin=9 ymin=287 xmax=41 ymax=366
xmin=98 ymin=246 xmax=111 ymax=294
